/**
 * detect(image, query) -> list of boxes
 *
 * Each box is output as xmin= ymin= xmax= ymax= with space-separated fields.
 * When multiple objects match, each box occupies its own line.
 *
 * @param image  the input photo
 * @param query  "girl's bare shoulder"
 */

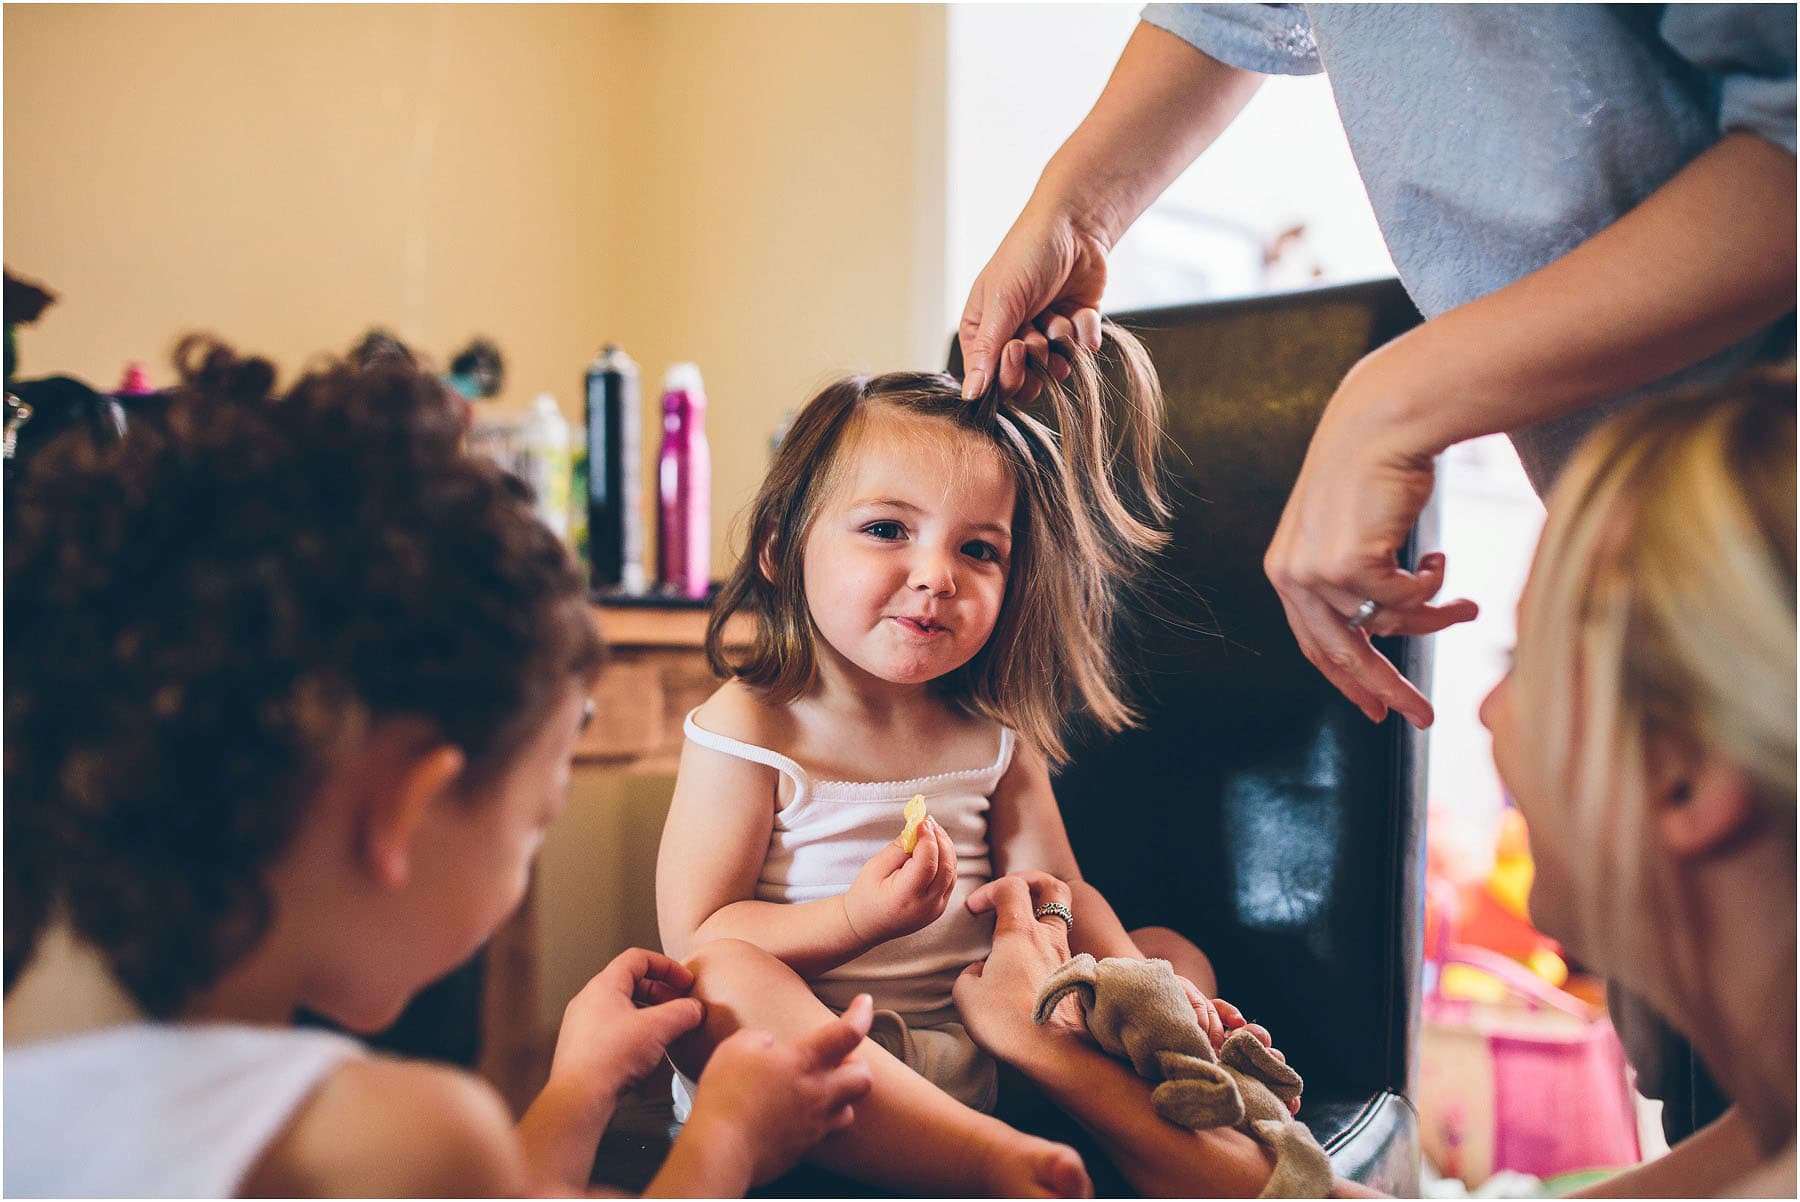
xmin=240 ymin=1054 xmax=526 ymax=1198
xmin=695 ymin=677 xmax=799 ymax=750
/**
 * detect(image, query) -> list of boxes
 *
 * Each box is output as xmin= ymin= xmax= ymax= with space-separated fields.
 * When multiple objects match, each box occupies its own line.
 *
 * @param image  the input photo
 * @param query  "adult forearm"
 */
xmin=1015 ymin=1037 xmax=1279 ymax=1196
xmin=1030 ymin=21 xmax=1265 ymax=251
xmin=1380 ymin=132 xmax=1796 ymax=455
xmin=687 ymin=896 xmax=870 ymax=980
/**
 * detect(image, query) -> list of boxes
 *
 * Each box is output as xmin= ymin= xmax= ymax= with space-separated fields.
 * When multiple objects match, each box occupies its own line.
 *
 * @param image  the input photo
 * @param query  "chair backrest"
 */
xmin=956 ymin=278 xmax=1430 ymax=1191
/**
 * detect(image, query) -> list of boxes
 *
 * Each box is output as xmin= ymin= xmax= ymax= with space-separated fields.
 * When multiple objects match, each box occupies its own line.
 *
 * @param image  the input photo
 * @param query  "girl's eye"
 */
xmin=863 ymin=521 xmax=905 ymax=541
xmin=963 ymin=541 xmax=1002 ymax=564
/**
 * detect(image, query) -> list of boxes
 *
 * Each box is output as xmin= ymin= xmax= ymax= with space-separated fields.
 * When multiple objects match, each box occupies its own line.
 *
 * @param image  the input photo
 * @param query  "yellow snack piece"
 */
xmin=899 ymin=794 xmax=928 ymax=853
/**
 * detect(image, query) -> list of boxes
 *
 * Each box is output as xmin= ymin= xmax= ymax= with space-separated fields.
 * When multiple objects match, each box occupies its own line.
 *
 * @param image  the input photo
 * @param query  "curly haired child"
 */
xmin=3 ymin=337 xmax=873 ymax=1197
xmin=657 ymin=326 xmax=1276 ymax=1196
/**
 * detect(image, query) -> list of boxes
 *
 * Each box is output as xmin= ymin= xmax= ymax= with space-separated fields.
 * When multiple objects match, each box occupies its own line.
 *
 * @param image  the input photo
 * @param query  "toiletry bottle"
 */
xmin=520 ymin=392 xmax=573 ymax=542
xmin=656 ymin=363 xmax=711 ymax=599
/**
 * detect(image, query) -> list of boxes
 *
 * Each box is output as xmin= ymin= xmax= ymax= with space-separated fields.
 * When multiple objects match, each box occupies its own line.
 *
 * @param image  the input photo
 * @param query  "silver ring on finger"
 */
xmin=1034 ymin=901 xmax=1073 ymax=931
xmin=1345 ymin=598 xmax=1381 ymax=631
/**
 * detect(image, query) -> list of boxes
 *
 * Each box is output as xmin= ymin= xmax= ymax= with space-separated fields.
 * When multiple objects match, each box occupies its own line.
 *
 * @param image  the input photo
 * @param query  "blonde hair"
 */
xmin=707 ymin=323 xmax=1167 ymax=764
xmin=1512 ymin=369 xmax=1795 ymax=972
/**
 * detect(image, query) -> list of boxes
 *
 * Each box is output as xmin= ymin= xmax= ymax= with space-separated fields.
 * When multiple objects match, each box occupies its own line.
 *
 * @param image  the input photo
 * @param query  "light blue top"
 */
xmin=1142 ymin=3 xmax=1796 ymax=490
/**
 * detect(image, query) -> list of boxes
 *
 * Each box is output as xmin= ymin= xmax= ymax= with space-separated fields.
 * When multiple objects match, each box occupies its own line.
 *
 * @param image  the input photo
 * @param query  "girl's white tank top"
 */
xmin=4 ymin=1021 xmax=362 ymax=1197
xmin=684 ymin=710 xmax=1015 ymax=1015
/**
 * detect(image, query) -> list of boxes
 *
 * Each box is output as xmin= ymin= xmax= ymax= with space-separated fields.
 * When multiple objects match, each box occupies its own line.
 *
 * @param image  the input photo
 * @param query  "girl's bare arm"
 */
xmin=656 ymin=737 xmax=874 ymax=977
xmin=986 ymin=741 xmax=1144 ymax=962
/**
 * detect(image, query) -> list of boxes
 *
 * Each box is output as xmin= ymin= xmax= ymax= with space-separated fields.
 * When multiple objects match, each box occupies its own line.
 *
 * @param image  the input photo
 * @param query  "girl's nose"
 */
xmin=908 ymin=549 xmax=957 ymax=596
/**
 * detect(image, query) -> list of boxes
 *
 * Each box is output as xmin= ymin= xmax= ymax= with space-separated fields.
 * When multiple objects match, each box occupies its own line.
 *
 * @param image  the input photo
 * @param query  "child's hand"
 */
xmin=682 ymin=994 xmax=876 ymax=1187
xmin=842 ymin=817 xmax=959 ymax=945
xmin=1208 ymin=994 xmax=1301 ymax=1116
xmin=546 ymin=948 xmax=706 ymax=1104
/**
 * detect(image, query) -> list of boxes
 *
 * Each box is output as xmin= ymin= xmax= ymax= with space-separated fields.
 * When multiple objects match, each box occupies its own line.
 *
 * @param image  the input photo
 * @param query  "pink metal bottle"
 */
xmin=657 ymin=363 xmax=711 ymax=599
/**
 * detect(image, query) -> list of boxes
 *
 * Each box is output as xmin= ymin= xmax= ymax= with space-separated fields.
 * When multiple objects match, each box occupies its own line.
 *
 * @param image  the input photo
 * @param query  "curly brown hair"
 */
xmin=4 ymin=337 xmax=603 ymax=1018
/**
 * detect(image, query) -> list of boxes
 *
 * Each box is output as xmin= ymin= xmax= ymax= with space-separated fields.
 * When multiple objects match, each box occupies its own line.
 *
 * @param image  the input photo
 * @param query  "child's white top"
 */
xmin=684 ymin=709 xmax=1015 ymax=1015
xmin=4 ymin=1020 xmax=363 ymax=1198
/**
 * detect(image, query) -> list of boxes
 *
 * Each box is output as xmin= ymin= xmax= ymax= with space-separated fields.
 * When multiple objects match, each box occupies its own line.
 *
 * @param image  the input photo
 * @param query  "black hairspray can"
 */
xmin=585 ymin=344 xmax=645 ymax=593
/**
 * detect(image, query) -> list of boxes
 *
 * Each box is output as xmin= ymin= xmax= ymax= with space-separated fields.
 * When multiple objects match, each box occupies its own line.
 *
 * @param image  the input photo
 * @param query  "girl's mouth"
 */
xmin=890 ymin=616 xmax=946 ymax=637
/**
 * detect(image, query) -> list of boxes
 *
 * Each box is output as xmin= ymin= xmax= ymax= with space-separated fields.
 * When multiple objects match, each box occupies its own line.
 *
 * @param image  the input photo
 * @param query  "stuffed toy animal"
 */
xmin=1034 ymin=954 xmax=1334 ymax=1198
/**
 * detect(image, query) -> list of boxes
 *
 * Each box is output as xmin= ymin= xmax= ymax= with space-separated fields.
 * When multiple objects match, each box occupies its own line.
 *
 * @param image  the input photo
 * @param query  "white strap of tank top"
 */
xmin=682 ymin=709 xmax=811 ymax=802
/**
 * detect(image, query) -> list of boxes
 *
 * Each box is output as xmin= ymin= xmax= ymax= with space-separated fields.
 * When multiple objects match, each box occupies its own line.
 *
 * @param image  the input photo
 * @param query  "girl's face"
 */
xmin=801 ymin=410 xmax=1015 ymax=692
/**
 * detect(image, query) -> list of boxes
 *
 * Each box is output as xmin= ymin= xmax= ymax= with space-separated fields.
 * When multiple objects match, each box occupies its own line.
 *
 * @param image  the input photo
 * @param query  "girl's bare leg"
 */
xmin=1130 ymin=925 xmax=1218 ymax=996
xmin=669 ymin=939 xmax=1089 ymax=1198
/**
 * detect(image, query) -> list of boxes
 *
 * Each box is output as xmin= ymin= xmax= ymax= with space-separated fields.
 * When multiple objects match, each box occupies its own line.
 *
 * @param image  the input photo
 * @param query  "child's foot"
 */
xmin=979 ymin=1131 xmax=1092 ymax=1198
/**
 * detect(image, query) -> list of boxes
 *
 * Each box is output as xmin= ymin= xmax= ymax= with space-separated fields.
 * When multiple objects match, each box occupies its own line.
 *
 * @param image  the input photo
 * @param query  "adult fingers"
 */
xmin=1070 ymin=307 xmax=1102 ymax=351
xmin=1274 ymin=589 xmax=1390 ymax=724
xmin=967 ymin=870 xmax=1070 ymax=925
xmin=1041 ymin=312 xmax=1078 ymax=348
xmin=1285 ymin=587 xmax=1434 ymax=728
xmin=999 ymin=340 xmax=1032 ymax=397
xmin=959 ymin=277 xmax=1034 ymax=402
xmin=964 ymin=873 xmax=1036 ymax=932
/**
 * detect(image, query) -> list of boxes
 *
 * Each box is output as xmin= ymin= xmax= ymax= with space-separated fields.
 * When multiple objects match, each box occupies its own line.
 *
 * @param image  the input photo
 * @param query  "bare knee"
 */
xmin=1131 ymin=925 xmax=1217 ymax=995
xmin=669 ymin=939 xmax=813 ymax=1077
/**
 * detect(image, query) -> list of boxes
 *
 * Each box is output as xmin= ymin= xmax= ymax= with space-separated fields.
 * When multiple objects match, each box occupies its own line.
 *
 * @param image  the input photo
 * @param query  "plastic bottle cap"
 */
xmin=118 ymin=362 xmax=153 ymax=395
xmin=663 ymin=363 xmax=704 ymax=397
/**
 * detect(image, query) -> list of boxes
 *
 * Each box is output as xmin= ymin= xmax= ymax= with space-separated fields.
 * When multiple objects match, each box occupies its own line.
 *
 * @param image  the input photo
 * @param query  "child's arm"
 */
xmin=514 ymin=948 xmax=707 ymax=1194
xmin=657 ymin=707 xmax=960 ymax=977
xmin=987 ymin=741 xmax=1146 ymax=964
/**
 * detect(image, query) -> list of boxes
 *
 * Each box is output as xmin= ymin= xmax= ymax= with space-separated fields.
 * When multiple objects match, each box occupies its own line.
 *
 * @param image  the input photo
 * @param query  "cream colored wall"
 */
xmin=5 ymin=4 xmax=636 ymax=414
xmin=6 ymin=3 xmax=948 ymax=1035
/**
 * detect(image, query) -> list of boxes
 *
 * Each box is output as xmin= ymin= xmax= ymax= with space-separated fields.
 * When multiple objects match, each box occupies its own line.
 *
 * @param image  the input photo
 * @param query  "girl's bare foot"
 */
xmin=980 ymin=1129 xmax=1092 ymax=1198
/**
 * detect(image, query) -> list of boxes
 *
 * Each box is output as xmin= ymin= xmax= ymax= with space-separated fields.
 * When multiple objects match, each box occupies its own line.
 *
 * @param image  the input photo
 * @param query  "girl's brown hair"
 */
xmin=706 ymin=323 xmax=1167 ymax=763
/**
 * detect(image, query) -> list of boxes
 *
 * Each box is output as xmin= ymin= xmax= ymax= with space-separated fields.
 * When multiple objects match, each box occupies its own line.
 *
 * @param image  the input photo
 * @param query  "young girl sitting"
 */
xmin=3 ymin=338 xmax=874 ymax=1198
xmin=657 ymin=327 xmax=1264 ymax=1196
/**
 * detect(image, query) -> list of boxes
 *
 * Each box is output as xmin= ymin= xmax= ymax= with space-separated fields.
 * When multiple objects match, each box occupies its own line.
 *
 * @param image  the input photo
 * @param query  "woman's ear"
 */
xmin=1657 ymin=750 xmax=1758 ymax=860
xmin=361 ymin=743 xmax=467 ymax=890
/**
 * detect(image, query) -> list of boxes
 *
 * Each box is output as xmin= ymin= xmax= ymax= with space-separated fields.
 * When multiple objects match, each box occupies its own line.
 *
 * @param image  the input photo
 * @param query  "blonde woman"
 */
xmin=954 ymin=372 xmax=1795 ymax=1197
xmin=1480 ymin=372 xmax=1795 ymax=1197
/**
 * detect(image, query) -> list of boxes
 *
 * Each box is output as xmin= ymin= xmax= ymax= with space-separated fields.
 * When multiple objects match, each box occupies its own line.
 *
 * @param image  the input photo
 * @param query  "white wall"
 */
xmin=943 ymin=3 xmax=1392 ymax=327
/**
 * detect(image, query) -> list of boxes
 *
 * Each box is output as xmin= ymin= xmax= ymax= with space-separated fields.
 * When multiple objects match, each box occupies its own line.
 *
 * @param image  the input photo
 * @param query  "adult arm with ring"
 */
xmin=953 ymin=872 xmax=1371 ymax=1198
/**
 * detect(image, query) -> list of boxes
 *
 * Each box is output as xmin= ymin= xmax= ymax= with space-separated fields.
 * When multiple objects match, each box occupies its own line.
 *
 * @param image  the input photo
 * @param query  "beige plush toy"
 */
xmin=1033 ymin=954 xmax=1334 ymax=1198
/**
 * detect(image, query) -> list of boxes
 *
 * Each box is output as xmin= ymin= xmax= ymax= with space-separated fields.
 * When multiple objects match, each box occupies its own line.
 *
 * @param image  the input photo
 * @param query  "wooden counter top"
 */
xmin=574 ymin=602 xmax=752 ymax=772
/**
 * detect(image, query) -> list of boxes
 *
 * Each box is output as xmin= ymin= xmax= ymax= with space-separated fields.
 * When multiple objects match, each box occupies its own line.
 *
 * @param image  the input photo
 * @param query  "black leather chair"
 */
xmin=593 ymin=278 xmax=1431 ymax=1196
xmin=1025 ymin=279 xmax=1430 ymax=1194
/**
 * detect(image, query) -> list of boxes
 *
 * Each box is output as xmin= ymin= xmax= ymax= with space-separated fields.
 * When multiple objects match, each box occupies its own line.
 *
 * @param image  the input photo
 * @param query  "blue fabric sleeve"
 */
xmin=1660 ymin=3 xmax=1796 ymax=154
xmin=1140 ymin=3 xmax=1324 ymax=76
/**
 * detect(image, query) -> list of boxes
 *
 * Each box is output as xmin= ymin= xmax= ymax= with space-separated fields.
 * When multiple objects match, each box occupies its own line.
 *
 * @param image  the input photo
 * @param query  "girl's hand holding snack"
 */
xmin=667 ymin=995 xmax=876 ymax=1191
xmin=841 ymin=817 xmax=959 ymax=946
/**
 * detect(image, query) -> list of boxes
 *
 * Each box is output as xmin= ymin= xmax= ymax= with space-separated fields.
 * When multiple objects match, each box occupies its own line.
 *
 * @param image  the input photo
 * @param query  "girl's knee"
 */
xmin=683 ymin=938 xmax=792 ymax=997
